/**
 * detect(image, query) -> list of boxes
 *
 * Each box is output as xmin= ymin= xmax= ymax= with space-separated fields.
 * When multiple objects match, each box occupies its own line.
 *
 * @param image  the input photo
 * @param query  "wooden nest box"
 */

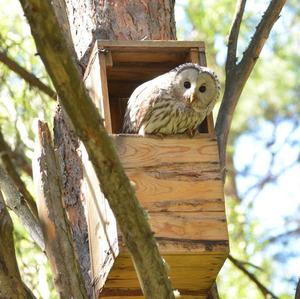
xmin=83 ymin=40 xmax=229 ymax=299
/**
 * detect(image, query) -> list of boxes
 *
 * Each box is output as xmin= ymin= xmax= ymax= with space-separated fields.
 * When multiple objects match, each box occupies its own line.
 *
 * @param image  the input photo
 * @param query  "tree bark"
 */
xmin=0 ymin=191 xmax=36 ymax=299
xmin=53 ymin=107 xmax=92 ymax=296
xmin=18 ymin=0 xmax=176 ymax=298
xmin=33 ymin=120 xmax=88 ymax=299
xmin=64 ymin=0 xmax=176 ymax=66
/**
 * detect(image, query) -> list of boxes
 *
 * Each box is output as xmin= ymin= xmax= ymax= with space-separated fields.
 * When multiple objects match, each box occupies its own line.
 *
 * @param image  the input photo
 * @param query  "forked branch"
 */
xmin=216 ymin=0 xmax=286 ymax=170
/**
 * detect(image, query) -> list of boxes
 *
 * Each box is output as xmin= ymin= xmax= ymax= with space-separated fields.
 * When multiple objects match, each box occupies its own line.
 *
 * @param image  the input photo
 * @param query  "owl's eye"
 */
xmin=199 ymin=85 xmax=206 ymax=93
xmin=183 ymin=81 xmax=191 ymax=89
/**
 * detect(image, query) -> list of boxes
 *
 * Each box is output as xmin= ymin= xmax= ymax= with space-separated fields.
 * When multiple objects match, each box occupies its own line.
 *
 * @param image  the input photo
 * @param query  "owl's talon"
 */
xmin=186 ymin=128 xmax=196 ymax=138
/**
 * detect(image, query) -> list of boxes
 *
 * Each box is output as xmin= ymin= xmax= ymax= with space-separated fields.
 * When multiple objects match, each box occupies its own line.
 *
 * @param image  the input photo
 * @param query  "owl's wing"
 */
xmin=122 ymin=74 xmax=172 ymax=133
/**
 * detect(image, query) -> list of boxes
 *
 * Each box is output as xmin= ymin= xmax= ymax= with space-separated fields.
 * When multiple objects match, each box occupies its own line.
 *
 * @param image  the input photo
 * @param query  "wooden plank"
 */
xmin=139 ymin=197 xmax=225 ymax=213
xmin=147 ymin=212 xmax=227 ymax=241
xmin=81 ymin=144 xmax=119 ymax=292
xmin=101 ymin=297 xmax=206 ymax=299
xmin=113 ymin=135 xmax=220 ymax=168
xmin=127 ymin=170 xmax=223 ymax=203
xmin=118 ymin=236 xmax=228 ymax=254
xmin=106 ymin=66 xmax=178 ymax=81
xmin=97 ymin=40 xmax=205 ymax=51
xmin=99 ymin=52 xmax=112 ymax=133
xmin=102 ymin=253 xmax=227 ymax=294
xmin=199 ymin=49 xmax=207 ymax=66
xmin=189 ymin=48 xmax=200 ymax=64
xmin=111 ymin=51 xmax=188 ymax=63
xmin=101 ymin=296 xmax=207 ymax=299
xmin=83 ymin=44 xmax=102 ymax=109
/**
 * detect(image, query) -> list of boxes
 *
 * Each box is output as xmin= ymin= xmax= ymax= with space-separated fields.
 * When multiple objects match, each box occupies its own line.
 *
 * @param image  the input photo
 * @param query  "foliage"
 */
xmin=178 ymin=0 xmax=300 ymax=298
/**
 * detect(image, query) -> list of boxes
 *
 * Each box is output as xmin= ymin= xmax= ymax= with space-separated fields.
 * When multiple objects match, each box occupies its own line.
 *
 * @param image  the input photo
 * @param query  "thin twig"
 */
xmin=0 ymin=50 xmax=56 ymax=99
xmin=226 ymin=0 xmax=247 ymax=74
xmin=229 ymin=254 xmax=279 ymax=299
xmin=266 ymin=227 xmax=300 ymax=244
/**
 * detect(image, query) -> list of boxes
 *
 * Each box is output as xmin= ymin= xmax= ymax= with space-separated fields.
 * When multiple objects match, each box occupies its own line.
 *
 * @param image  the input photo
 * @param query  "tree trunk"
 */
xmin=64 ymin=0 xmax=176 ymax=65
xmin=51 ymin=0 xmax=176 ymax=296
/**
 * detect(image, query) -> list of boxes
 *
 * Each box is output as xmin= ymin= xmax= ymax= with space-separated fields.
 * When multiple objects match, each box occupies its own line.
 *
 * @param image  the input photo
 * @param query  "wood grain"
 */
xmin=102 ymin=253 xmax=227 ymax=297
xmin=113 ymin=135 xmax=220 ymax=168
xmin=98 ymin=40 xmax=205 ymax=51
xmin=81 ymin=144 xmax=119 ymax=292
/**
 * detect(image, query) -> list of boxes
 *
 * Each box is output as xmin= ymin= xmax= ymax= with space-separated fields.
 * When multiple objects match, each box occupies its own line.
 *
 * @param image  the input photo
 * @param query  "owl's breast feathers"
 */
xmin=122 ymin=64 xmax=219 ymax=135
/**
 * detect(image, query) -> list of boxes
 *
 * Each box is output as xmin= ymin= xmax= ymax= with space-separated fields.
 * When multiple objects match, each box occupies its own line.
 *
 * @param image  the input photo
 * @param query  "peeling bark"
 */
xmin=53 ymin=107 xmax=91 ymax=296
xmin=33 ymin=121 xmax=88 ymax=299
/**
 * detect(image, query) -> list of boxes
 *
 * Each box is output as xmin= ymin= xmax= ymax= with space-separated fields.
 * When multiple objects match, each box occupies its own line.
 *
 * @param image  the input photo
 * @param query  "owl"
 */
xmin=122 ymin=63 xmax=220 ymax=135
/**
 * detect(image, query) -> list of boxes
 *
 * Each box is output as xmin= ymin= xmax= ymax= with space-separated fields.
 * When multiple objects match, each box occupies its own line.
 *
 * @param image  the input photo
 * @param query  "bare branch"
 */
xmin=0 ymin=191 xmax=36 ymax=299
xmin=33 ymin=120 xmax=88 ymax=298
xmin=229 ymin=254 xmax=279 ymax=299
xmin=226 ymin=0 xmax=247 ymax=74
xmin=266 ymin=227 xmax=300 ymax=244
xmin=216 ymin=0 xmax=286 ymax=171
xmin=0 ymin=127 xmax=38 ymax=217
xmin=18 ymin=1 xmax=174 ymax=298
xmin=0 ymin=165 xmax=44 ymax=250
xmin=0 ymin=50 xmax=56 ymax=99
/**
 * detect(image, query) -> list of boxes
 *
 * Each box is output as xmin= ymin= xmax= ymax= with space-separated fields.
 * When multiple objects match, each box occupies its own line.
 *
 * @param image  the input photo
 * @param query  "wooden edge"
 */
xmin=97 ymin=39 xmax=205 ymax=50
xmin=83 ymin=41 xmax=100 ymax=81
xmin=199 ymin=49 xmax=207 ymax=66
xmin=99 ymin=53 xmax=113 ymax=133
xmin=207 ymin=114 xmax=215 ymax=137
xmin=110 ymin=133 xmax=216 ymax=140
xmin=189 ymin=48 xmax=200 ymax=64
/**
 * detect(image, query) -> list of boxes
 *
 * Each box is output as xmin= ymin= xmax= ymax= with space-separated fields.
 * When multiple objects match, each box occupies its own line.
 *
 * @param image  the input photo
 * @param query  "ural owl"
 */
xmin=122 ymin=63 xmax=220 ymax=135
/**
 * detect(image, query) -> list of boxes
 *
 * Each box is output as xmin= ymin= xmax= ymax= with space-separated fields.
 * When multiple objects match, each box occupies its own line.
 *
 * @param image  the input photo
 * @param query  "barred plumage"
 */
xmin=122 ymin=63 xmax=220 ymax=135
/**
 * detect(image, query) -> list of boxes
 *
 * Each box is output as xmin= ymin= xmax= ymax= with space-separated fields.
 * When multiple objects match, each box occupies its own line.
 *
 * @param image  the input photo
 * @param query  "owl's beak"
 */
xmin=190 ymin=94 xmax=196 ymax=104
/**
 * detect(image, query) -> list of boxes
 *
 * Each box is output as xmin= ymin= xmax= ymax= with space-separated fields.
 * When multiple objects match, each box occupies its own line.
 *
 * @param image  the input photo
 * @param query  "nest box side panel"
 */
xmin=84 ymin=45 xmax=112 ymax=133
xmin=81 ymin=144 xmax=119 ymax=293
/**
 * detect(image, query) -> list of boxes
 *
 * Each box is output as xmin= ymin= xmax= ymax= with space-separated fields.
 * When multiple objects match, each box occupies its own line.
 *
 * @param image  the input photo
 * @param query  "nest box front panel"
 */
xmin=83 ymin=40 xmax=229 ymax=299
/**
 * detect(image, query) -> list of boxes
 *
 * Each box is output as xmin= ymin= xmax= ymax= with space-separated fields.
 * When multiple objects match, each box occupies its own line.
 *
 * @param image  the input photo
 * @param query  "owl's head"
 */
xmin=171 ymin=63 xmax=220 ymax=112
